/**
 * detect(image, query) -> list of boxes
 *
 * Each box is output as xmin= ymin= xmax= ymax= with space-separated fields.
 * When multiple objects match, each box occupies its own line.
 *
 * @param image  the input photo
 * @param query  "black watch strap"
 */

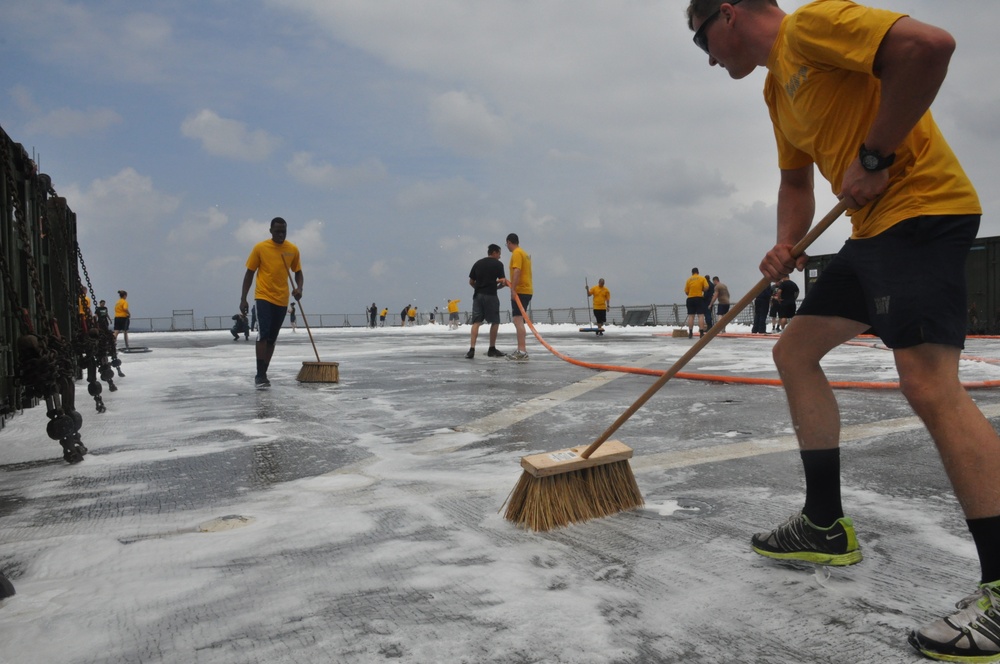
xmin=859 ymin=144 xmax=895 ymax=172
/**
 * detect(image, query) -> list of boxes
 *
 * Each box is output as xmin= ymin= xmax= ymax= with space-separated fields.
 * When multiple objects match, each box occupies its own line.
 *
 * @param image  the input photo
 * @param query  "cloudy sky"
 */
xmin=2 ymin=0 xmax=997 ymax=319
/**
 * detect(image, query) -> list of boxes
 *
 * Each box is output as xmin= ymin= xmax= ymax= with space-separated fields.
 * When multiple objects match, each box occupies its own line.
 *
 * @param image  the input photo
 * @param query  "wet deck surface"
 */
xmin=2 ymin=324 xmax=1000 ymax=663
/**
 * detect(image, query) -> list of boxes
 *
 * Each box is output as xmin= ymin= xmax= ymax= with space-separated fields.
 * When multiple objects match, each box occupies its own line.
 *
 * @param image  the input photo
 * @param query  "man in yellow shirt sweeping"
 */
xmin=587 ymin=278 xmax=611 ymax=335
xmin=240 ymin=217 xmax=302 ymax=389
xmin=687 ymin=1 xmax=1000 ymax=659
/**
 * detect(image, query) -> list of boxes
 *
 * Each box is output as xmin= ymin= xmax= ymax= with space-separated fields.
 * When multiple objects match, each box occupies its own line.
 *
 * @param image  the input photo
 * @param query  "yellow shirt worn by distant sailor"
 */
xmin=380 ymin=308 xmax=388 ymax=317
xmin=764 ymin=0 xmax=980 ymax=239
xmin=447 ymin=300 xmax=460 ymax=314
xmin=245 ymin=239 xmax=301 ymax=307
xmin=509 ymin=247 xmax=533 ymax=295
xmin=115 ymin=298 xmax=129 ymax=318
xmin=589 ymin=285 xmax=610 ymax=310
xmin=684 ymin=275 xmax=708 ymax=298
xmin=79 ymin=296 xmax=91 ymax=316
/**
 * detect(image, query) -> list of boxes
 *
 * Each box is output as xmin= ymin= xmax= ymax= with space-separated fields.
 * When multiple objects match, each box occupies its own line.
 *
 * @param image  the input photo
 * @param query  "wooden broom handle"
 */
xmin=281 ymin=255 xmax=322 ymax=363
xmin=581 ymin=199 xmax=849 ymax=459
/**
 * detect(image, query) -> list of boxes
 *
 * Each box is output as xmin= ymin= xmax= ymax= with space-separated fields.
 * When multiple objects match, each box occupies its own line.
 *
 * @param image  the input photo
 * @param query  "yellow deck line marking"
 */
xmin=409 ymin=352 xmax=666 ymax=455
xmin=453 ymin=351 xmax=668 ymax=436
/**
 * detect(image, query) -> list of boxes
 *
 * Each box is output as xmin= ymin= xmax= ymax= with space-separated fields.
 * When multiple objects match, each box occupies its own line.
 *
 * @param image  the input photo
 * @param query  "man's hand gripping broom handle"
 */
xmin=581 ymin=199 xmax=850 ymax=460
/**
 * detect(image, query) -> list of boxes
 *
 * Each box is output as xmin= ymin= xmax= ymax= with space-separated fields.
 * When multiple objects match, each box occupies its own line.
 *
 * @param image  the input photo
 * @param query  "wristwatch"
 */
xmin=859 ymin=144 xmax=895 ymax=172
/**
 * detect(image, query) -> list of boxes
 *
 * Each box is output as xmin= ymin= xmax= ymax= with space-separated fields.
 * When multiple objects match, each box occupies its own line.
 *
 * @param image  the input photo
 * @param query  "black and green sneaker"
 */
xmin=909 ymin=581 xmax=1000 ymax=662
xmin=751 ymin=512 xmax=863 ymax=566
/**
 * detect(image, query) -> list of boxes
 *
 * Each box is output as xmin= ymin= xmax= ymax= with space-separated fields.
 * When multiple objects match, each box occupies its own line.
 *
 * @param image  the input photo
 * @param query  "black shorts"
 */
xmin=449 ymin=312 xmax=459 ymax=321
xmin=797 ymin=214 xmax=980 ymax=349
xmin=472 ymin=292 xmax=501 ymax=324
xmin=114 ymin=317 xmax=130 ymax=331
xmin=778 ymin=301 xmax=796 ymax=319
xmin=716 ymin=303 xmax=730 ymax=317
xmin=594 ymin=309 xmax=607 ymax=324
xmin=686 ymin=297 xmax=706 ymax=315
xmin=255 ymin=300 xmax=287 ymax=344
xmin=511 ymin=293 xmax=532 ymax=316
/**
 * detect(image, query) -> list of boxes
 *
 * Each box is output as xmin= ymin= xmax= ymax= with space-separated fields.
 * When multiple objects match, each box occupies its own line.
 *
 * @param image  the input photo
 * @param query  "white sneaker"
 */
xmin=909 ymin=580 xmax=1000 ymax=661
xmin=506 ymin=350 xmax=529 ymax=362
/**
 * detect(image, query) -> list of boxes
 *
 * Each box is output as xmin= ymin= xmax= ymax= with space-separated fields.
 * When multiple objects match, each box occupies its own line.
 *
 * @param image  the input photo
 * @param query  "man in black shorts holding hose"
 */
xmin=465 ymin=244 xmax=506 ymax=359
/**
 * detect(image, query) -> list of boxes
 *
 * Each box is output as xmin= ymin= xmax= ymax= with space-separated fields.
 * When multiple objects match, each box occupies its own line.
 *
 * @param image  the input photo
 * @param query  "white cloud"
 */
xmin=289 ymin=220 xmax=327 ymax=260
xmin=167 ymin=207 xmax=229 ymax=243
xmin=286 ymin=152 xmax=387 ymax=188
xmin=120 ymin=12 xmax=172 ymax=50
xmin=234 ymin=218 xmax=272 ymax=247
xmin=521 ymin=199 xmax=557 ymax=233
xmin=395 ymin=177 xmax=480 ymax=211
xmin=12 ymin=86 xmax=121 ymax=137
xmin=181 ymin=110 xmax=282 ymax=161
xmin=25 ymin=107 xmax=122 ymax=138
xmin=428 ymin=91 xmax=512 ymax=156
xmin=65 ymin=167 xmax=179 ymax=234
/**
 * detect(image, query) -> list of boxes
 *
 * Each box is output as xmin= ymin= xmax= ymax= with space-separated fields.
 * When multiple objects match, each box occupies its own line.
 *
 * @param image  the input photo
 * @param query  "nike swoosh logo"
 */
xmin=826 ymin=532 xmax=845 ymax=541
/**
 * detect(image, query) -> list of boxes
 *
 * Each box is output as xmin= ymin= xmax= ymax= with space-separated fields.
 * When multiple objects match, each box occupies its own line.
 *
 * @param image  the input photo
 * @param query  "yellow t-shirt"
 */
xmin=509 ymin=247 xmax=533 ymax=295
xmin=589 ymin=286 xmax=610 ymax=310
xmin=380 ymin=308 xmax=388 ymax=317
xmin=764 ymin=0 xmax=980 ymax=239
xmin=79 ymin=296 xmax=91 ymax=316
xmin=684 ymin=275 xmax=708 ymax=298
xmin=408 ymin=307 xmax=416 ymax=318
xmin=246 ymin=239 xmax=301 ymax=307
xmin=114 ymin=298 xmax=129 ymax=318
xmin=447 ymin=300 xmax=460 ymax=313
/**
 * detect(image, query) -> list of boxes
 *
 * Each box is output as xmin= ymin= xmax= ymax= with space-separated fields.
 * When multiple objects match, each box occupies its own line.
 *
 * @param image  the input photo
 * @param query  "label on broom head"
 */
xmin=548 ymin=451 xmax=579 ymax=461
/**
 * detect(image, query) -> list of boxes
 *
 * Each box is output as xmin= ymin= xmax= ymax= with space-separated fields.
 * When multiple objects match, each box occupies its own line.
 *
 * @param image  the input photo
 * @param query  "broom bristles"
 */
xmin=502 ymin=460 xmax=643 ymax=531
xmin=296 ymin=361 xmax=339 ymax=383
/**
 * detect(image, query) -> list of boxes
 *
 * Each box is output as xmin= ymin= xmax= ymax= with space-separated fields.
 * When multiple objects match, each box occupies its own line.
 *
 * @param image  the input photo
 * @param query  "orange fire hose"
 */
xmin=509 ymin=295 xmax=1000 ymax=390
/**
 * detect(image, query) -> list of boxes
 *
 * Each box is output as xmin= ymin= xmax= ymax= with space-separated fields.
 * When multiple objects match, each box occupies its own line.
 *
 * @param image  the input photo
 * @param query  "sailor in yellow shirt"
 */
xmin=687 ymin=2 xmax=1000 ymax=658
xmin=447 ymin=299 xmax=461 ymax=329
xmin=504 ymin=233 xmax=532 ymax=360
xmin=407 ymin=306 xmax=417 ymax=326
xmin=683 ymin=268 xmax=708 ymax=338
xmin=587 ymin=278 xmax=611 ymax=334
xmin=78 ymin=286 xmax=91 ymax=329
xmin=113 ymin=289 xmax=130 ymax=347
xmin=379 ymin=308 xmax=388 ymax=327
xmin=240 ymin=217 xmax=303 ymax=388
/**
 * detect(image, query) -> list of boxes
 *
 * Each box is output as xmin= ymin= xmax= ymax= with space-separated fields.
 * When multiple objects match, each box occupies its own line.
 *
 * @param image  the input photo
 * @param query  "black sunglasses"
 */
xmin=693 ymin=0 xmax=743 ymax=55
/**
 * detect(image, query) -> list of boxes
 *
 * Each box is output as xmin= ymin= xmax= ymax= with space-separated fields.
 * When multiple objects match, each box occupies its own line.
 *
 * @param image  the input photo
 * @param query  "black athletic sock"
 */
xmin=967 ymin=515 xmax=1000 ymax=584
xmin=800 ymin=448 xmax=844 ymax=528
xmin=256 ymin=359 xmax=266 ymax=377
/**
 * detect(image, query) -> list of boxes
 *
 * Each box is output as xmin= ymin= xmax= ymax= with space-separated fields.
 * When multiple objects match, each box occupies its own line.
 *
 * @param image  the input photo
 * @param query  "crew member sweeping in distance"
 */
xmin=240 ymin=217 xmax=302 ymax=389
xmin=447 ymin=299 xmax=460 ymax=329
xmin=686 ymin=1 xmax=1000 ymax=660
xmin=113 ymin=289 xmax=130 ymax=349
xmin=587 ymin=278 xmax=610 ymax=335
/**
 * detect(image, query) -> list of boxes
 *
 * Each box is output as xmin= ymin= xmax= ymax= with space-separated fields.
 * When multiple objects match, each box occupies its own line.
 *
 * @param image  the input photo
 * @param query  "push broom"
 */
xmin=503 ymin=199 xmax=849 ymax=531
xmin=579 ymin=277 xmax=600 ymax=334
xmin=282 ymin=257 xmax=340 ymax=383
